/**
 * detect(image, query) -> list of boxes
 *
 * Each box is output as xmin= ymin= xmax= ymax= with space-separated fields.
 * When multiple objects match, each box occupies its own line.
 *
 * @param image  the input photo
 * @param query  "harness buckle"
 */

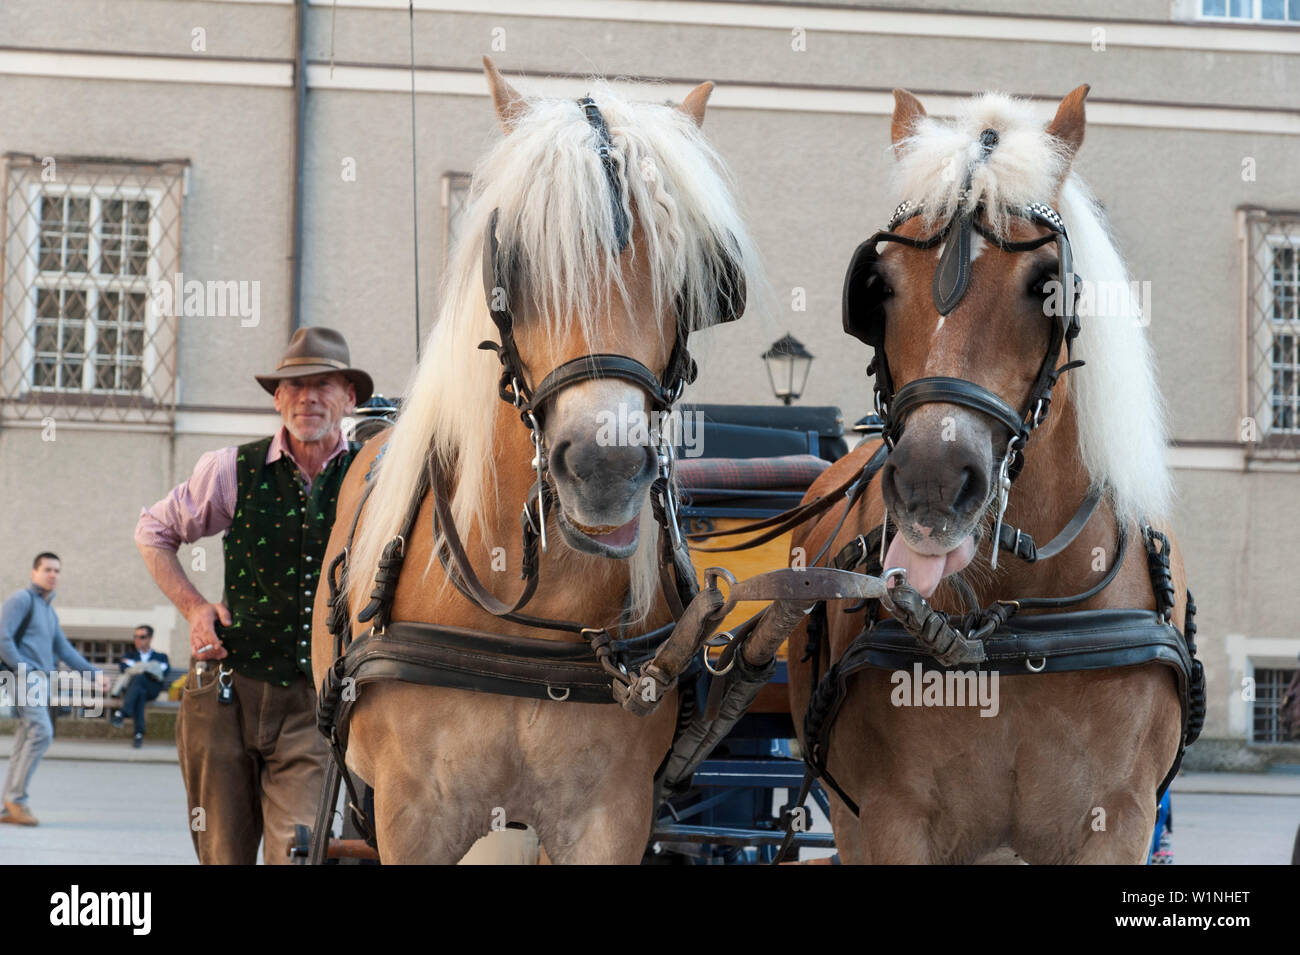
xmin=522 ymin=416 xmax=548 ymax=554
xmin=989 ymin=435 xmax=1020 ymax=572
xmin=880 ymin=566 xmax=908 ymax=613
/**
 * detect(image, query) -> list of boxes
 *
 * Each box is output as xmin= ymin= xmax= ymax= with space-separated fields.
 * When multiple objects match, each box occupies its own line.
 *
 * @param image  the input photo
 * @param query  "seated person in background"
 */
xmin=110 ymin=625 xmax=169 ymax=747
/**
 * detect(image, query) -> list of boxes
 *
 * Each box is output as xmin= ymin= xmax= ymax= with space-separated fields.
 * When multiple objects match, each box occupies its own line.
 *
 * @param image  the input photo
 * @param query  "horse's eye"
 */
xmin=1027 ymin=268 xmax=1057 ymax=298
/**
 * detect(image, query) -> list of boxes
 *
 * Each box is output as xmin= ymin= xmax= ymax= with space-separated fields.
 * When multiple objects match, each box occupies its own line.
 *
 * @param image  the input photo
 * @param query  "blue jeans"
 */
xmin=2 ymin=678 xmax=53 ymax=807
xmin=119 ymin=677 xmax=163 ymax=736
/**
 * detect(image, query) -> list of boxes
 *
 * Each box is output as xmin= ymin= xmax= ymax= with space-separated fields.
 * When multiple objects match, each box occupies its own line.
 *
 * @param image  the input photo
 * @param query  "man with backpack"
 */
xmin=0 ymin=553 xmax=108 ymax=826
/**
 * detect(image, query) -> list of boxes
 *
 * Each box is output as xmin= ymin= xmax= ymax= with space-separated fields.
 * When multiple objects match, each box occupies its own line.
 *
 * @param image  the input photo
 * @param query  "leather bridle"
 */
xmin=844 ymin=192 xmax=1086 ymax=568
xmin=476 ymin=95 xmax=740 ymax=561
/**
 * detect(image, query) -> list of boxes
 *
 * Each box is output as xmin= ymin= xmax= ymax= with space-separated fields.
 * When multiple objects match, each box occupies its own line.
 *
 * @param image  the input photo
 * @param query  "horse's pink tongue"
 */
xmin=883 ymin=532 xmax=976 ymax=599
xmin=591 ymin=517 xmax=638 ymax=548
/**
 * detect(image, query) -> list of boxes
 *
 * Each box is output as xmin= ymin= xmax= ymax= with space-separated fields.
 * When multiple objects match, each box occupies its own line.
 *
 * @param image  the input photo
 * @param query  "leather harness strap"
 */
xmin=427 ymin=453 xmax=555 ymax=626
xmin=996 ymin=484 xmax=1104 ymax=564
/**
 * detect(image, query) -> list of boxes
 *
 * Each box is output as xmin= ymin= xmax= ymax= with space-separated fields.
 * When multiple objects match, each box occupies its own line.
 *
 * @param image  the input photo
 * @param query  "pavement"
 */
xmin=5 ymin=735 xmax=1299 ymax=793
xmin=0 ymin=735 xmax=178 ymax=764
xmin=0 ymin=754 xmax=196 ymax=864
xmin=2 ymin=735 xmax=1297 ymax=865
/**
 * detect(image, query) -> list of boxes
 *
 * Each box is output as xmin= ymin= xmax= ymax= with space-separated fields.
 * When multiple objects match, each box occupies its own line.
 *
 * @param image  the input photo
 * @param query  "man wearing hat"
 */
xmin=135 ymin=327 xmax=372 ymax=864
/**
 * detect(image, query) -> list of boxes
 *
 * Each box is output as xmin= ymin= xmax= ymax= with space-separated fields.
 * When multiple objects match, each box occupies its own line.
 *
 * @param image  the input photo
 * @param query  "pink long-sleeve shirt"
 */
xmin=135 ymin=426 xmax=350 ymax=551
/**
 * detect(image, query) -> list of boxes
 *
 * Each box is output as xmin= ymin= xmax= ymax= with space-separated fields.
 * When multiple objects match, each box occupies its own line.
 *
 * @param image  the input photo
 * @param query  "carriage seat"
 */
xmin=676 ymin=453 xmax=829 ymax=493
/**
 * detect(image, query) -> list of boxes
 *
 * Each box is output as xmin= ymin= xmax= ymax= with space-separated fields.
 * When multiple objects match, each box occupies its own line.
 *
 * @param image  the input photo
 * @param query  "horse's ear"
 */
xmin=483 ymin=56 xmax=527 ymax=133
xmin=1046 ymin=84 xmax=1089 ymax=160
xmin=890 ymin=89 xmax=927 ymax=154
xmin=678 ymin=81 xmax=714 ymax=127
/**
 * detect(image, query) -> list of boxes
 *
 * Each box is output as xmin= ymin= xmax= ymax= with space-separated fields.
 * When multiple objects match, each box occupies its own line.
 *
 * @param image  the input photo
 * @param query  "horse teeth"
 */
xmin=571 ymin=519 xmax=617 ymax=534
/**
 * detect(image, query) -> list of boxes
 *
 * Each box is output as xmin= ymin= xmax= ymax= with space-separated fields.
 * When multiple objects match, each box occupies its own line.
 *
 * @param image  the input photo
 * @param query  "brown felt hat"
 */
xmin=254 ymin=326 xmax=373 ymax=404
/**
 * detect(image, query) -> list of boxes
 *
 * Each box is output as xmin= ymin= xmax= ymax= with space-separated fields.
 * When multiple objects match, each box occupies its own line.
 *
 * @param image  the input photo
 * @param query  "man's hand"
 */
xmin=188 ymin=602 xmax=232 ymax=661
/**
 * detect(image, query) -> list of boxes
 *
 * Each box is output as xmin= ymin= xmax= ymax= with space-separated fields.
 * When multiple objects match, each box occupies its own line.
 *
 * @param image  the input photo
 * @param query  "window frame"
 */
xmin=440 ymin=171 xmax=473 ymax=273
xmin=22 ymin=180 xmax=166 ymax=400
xmin=1241 ymin=208 xmax=1300 ymax=460
xmin=1256 ymin=230 xmax=1300 ymax=437
xmin=2 ymin=153 xmax=186 ymax=426
xmin=1249 ymin=664 xmax=1298 ymax=743
xmin=1198 ymin=0 xmax=1300 ymax=22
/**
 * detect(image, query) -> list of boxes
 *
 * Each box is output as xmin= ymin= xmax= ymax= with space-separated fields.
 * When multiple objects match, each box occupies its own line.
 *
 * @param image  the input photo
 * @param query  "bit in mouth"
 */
xmin=569 ymin=518 xmax=622 ymax=535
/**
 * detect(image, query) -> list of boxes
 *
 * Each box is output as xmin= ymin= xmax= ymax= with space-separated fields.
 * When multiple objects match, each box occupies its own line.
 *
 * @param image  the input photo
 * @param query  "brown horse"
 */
xmin=311 ymin=59 xmax=761 ymax=863
xmin=786 ymin=86 xmax=1188 ymax=864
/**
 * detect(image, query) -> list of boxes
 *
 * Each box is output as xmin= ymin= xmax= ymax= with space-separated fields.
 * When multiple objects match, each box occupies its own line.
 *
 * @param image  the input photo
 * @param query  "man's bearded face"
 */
xmin=273 ymin=373 xmax=355 ymax=443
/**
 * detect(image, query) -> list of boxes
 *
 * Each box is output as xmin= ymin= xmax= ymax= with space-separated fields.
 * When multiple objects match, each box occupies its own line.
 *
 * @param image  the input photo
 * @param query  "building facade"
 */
xmin=1 ymin=0 xmax=1296 ymax=747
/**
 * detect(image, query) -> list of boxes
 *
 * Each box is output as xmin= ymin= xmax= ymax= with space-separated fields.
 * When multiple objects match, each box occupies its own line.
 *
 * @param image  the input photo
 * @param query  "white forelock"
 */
xmin=890 ymin=92 xmax=1072 ymax=238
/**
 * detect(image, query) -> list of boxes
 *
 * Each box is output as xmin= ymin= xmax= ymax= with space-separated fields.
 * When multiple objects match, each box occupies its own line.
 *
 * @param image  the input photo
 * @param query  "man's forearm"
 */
xmin=137 ymin=543 xmax=209 ymax=617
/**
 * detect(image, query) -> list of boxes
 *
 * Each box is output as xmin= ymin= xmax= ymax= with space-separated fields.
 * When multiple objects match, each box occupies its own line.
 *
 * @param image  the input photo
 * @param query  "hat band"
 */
xmin=277 ymin=356 xmax=349 ymax=371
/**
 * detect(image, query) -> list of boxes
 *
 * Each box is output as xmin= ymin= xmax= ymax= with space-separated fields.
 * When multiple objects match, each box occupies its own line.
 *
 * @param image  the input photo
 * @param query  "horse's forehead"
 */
xmin=887 ymin=238 xmax=1047 ymax=374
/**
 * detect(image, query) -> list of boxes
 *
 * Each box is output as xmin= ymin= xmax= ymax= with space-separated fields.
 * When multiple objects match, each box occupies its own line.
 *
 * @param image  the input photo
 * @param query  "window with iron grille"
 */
xmin=2 ymin=154 xmax=186 ymax=424
xmin=1243 ymin=210 xmax=1300 ymax=459
xmin=441 ymin=172 xmax=472 ymax=272
xmin=68 ymin=638 xmax=131 ymax=669
xmin=1251 ymin=666 xmax=1298 ymax=742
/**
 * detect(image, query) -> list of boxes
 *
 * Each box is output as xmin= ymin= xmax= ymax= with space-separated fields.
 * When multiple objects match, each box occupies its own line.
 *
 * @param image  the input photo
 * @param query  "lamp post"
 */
xmin=762 ymin=334 xmax=814 ymax=406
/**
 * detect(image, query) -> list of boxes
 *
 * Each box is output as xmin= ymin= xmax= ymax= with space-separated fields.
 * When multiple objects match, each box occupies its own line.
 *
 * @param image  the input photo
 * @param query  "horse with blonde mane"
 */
xmin=781 ymin=86 xmax=1203 ymax=864
xmin=310 ymin=59 xmax=761 ymax=864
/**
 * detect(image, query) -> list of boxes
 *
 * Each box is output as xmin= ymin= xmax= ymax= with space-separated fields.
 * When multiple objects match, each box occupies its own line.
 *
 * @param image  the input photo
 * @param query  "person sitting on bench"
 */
xmin=110 ymin=625 xmax=169 ymax=747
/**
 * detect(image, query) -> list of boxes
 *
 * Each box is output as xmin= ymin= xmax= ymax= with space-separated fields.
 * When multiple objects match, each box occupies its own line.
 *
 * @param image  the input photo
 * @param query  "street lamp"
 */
xmin=762 ymin=333 xmax=814 ymax=406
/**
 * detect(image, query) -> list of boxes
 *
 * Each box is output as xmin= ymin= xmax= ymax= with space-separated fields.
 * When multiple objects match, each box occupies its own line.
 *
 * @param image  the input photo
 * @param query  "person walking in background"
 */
xmin=109 ymin=625 xmax=171 ymax=748
xmin=0 ymin=553 xmax=107 ymax=826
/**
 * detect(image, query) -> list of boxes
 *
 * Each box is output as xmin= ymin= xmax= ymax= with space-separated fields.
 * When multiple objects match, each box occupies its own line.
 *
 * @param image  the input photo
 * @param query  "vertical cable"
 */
xmin=408 ymin=0 xmax=422 ymax=360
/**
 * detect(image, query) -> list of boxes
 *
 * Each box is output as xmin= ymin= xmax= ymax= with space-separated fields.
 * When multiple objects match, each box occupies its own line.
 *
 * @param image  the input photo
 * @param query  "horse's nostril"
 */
xmin=549 ymin=440 xmax=571 ymax=479
xmin=951 ymin=466 xmax=984 ymax=514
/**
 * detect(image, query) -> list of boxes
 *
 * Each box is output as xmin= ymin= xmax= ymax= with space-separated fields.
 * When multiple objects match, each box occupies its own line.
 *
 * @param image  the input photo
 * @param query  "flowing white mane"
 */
xmin=348 ymin=80 xmax=762 ymax=618
xmin=889 ymin=92 xmax=1172 ymax=525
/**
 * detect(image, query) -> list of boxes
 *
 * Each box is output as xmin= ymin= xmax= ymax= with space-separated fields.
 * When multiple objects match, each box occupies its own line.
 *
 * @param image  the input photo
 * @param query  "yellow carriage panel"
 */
xmin=688 ymin=518 xmax=795 ymax=661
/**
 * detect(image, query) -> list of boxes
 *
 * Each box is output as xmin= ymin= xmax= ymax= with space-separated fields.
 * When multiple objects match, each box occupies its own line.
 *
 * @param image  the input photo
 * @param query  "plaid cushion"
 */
xmin=676 ymin=454 xmax=829 ymax=492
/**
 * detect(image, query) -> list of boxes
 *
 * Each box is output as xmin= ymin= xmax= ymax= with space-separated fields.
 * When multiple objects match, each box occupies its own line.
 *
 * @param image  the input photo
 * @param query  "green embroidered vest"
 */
xmin=221 ymin=435 xmax=358 ymax=686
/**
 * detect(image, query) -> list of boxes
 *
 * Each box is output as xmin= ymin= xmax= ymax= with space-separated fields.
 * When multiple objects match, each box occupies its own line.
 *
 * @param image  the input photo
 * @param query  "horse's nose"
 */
xmin=549 ymin=438 xmax=652 ymax=487
xmin=882 ymin=431 xmax=990 ymax=529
